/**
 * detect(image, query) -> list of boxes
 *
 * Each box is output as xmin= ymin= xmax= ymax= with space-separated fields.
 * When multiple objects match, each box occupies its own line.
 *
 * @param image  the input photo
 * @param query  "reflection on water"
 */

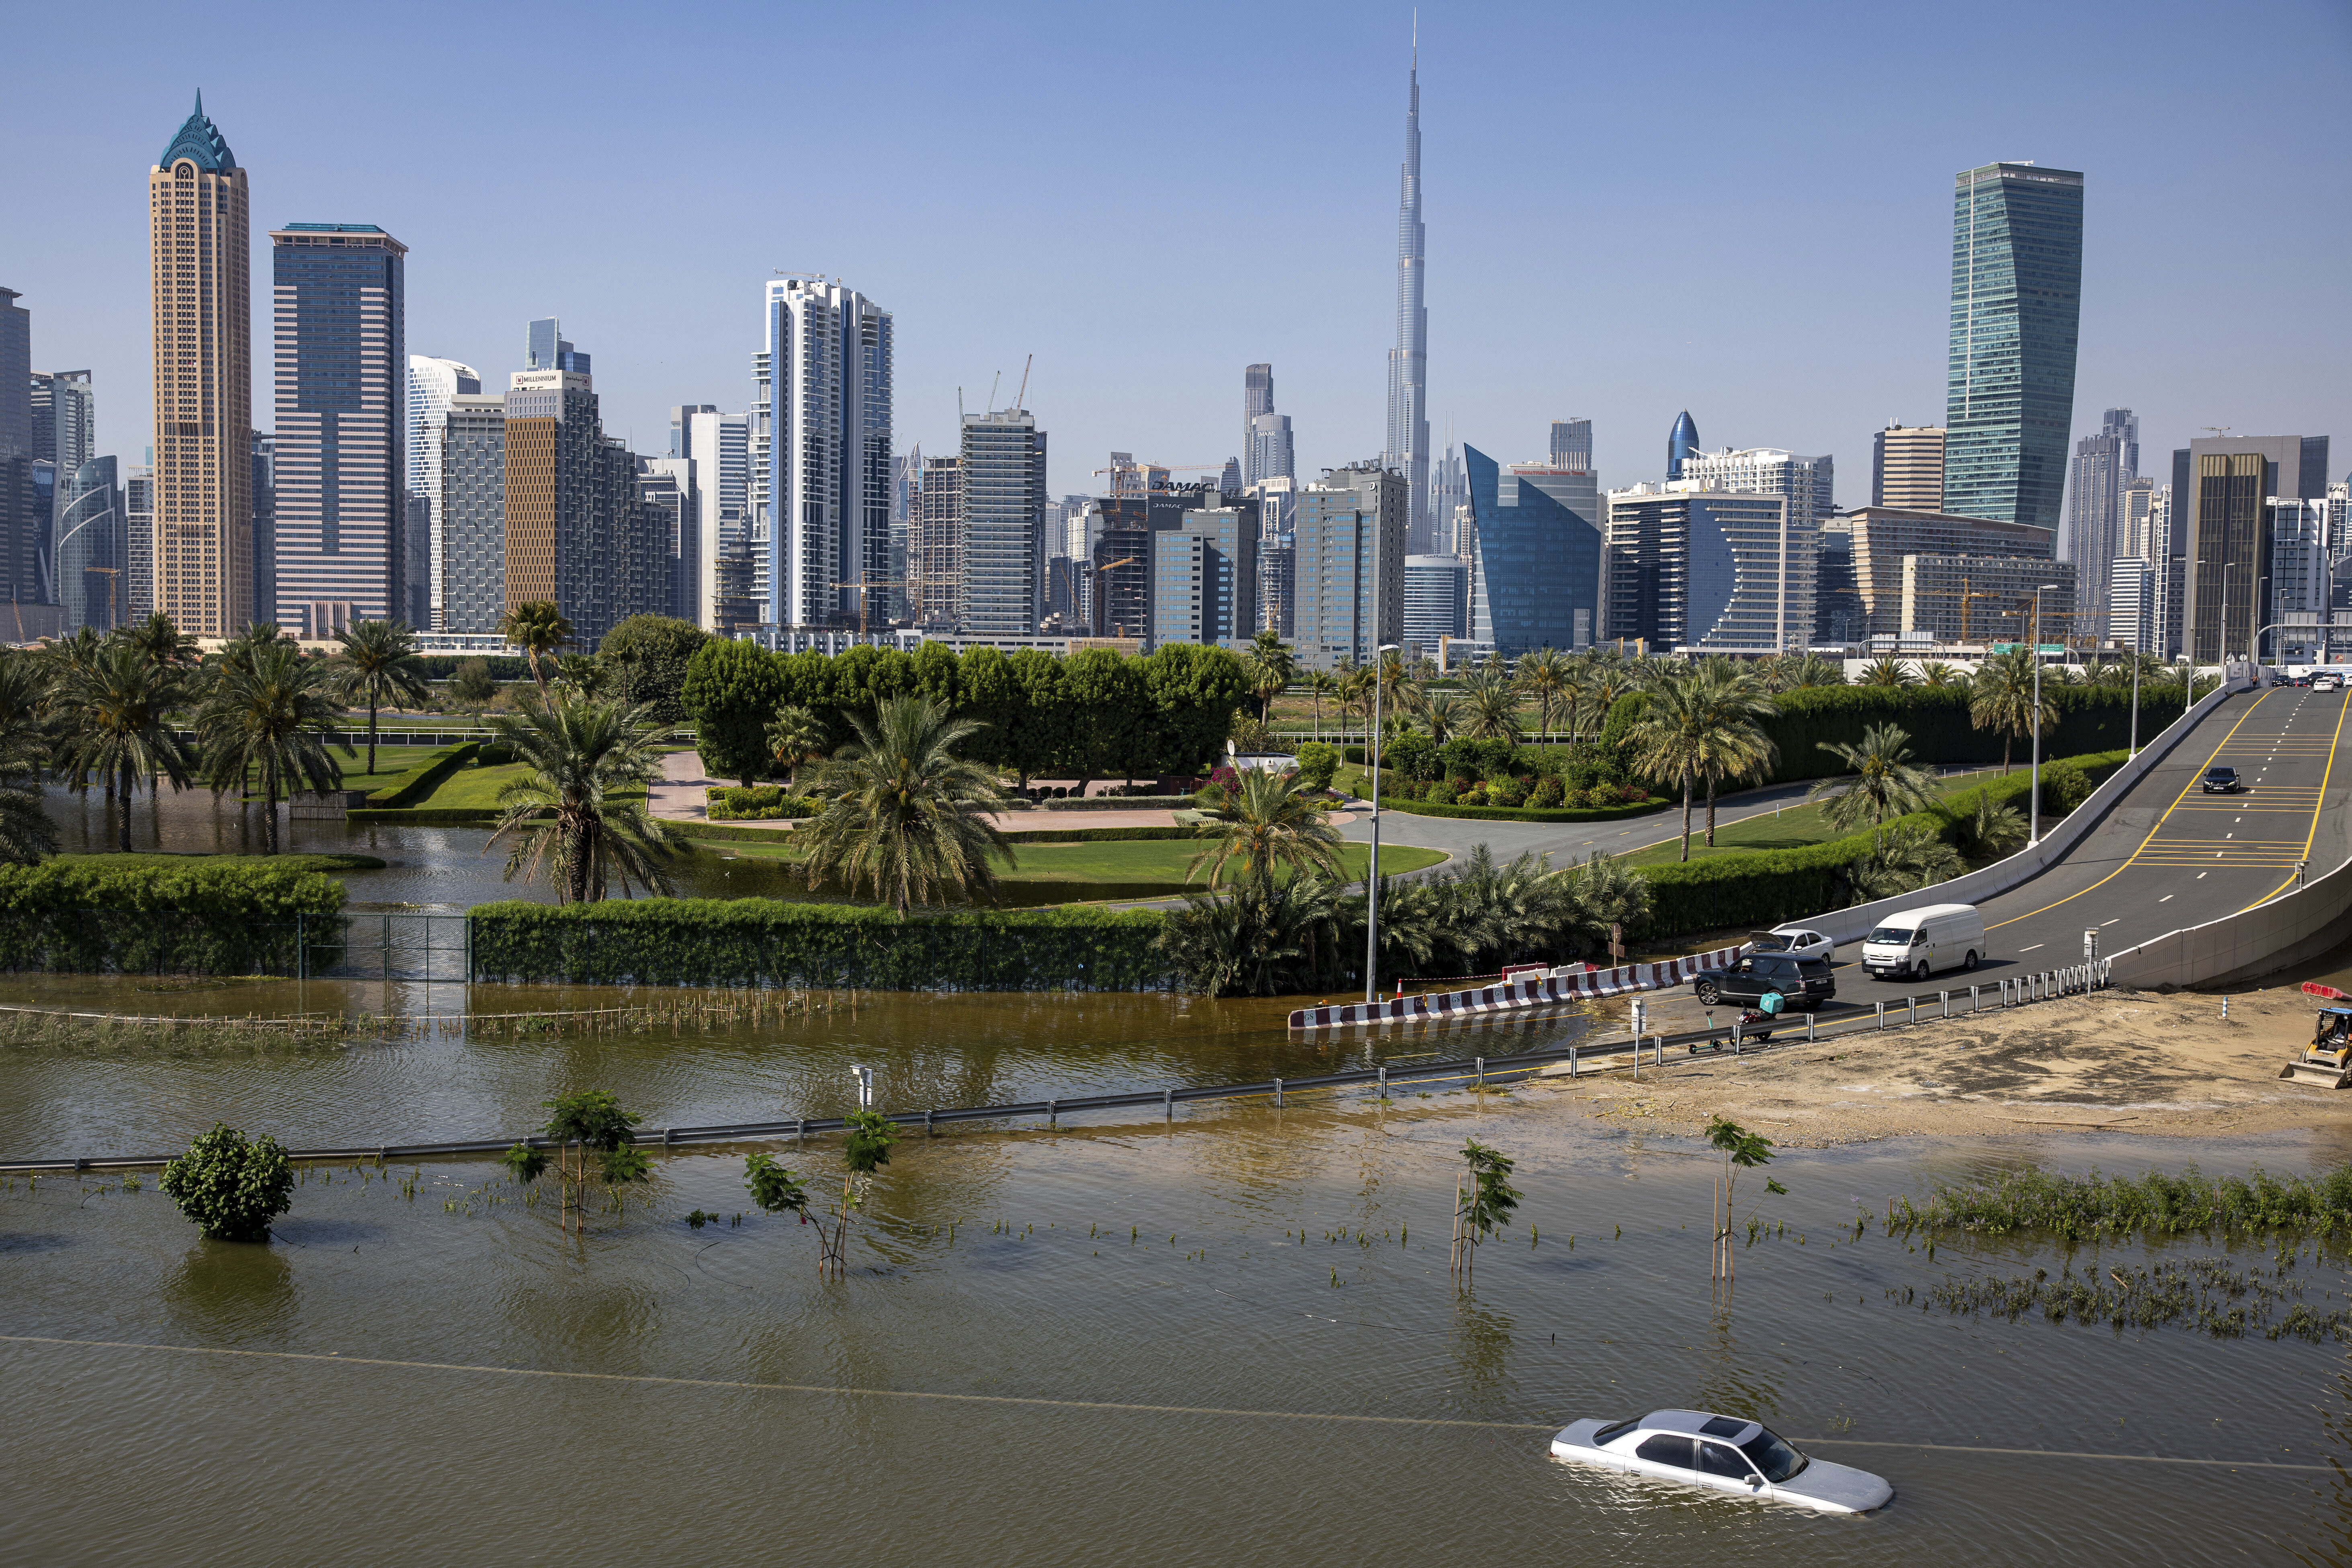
xmin=5 ymin=1109 xmax=2351 ymax=1564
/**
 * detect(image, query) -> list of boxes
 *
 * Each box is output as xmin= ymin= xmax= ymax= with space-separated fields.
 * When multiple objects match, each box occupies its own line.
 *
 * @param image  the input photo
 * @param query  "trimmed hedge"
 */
xmin=1372 ymin=793 xmax=1670 ymax=824
xmin=0 ymin=858 xmax=348 ymax=976
xmin=1633 ymin=751 xmax=2126 ymax=939
xmin=467 ymin=898 xmax=1174 ymax=989
xmin=347 ymin=807 xmax=498 ymax=826
xmin=366 ymin=742 xmax=478 ymax=807
xmin=707 ymin=785 xmax=822 ymax=821
xmin=677 ymin=823 xmax=1200 ymax=848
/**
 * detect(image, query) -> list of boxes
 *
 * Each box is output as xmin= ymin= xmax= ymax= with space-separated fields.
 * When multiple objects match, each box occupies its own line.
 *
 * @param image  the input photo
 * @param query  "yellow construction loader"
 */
xmin=2282 ymin=983 xmax=2352 ymax=1089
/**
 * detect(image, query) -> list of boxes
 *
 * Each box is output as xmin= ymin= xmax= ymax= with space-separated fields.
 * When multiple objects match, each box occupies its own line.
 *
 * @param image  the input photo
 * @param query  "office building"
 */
xmin=1550 ymin=419 xmax=1592 ymax=472
xmin=1674 ymin=447 xmax=1835 ymax=535
xmin=409 ymin=355 xmax=481 ymax=629
xmin=55 ymin=456 xmax=123 ymax=632
xmin=1843 ymin=506 xmax=2053 ymax=637
xmin=1425 ymin=444 xmax=1468 ymax=556
xmin=31 ymin=370 xmax=94 ymax=473
xmin=750 ymin=277 xmax=892 ymax=629
xmin=671 ymin=404 xmax=750 ymax=632
xmin=913 ymin=454 xmax=961 ymax=629
xmin=2120 ymin=476 xmax=2160 ymax=560
xmin=1243 ymin=361 xmax=1274 ymax=478
xmin=2109 ymin=558 xmax=2156 ymax=652
xmin=1150 ymin=503 xmax=1255 ymax=650
xmin=1667 ymin=410 xmax=1700 ymax=480
xmin=0 ymin=289 xmax=31 ymax=617
xmin=150 ymin=95 xmax=254 ymax=636
xmin=1898 ymin=556 xmax=2074 ymax=646
xmin=1403 ymin=553 xmax=1467 ymax=654
xmin=1248 ymin=413 xmax=1294 ymax=490
xmin=1291 ymin=461 xmax=1406 ymax=670
xmin=1384 ymin=51 xmax=1431 ymax=557
xmin=1604 ymin=482 xmax=1808 ymax=654
xmin=1871 ymin=424 xmax=1945 ymax=510
xmin=124 ymin=464 xmax=153 ymax=621
xmin=526 ymin=319 xmax=587 ymax=373
xmin=1467 ymin=448 xmax=1602 ymax=656
xmin=957 ymin=408 xmax=1047 ymax=636
xmin=437 ymin=394 xmax=504 ymax=633
xmin=2066 ymin=407 xmax=2138 ymax=635
xmin=1815 ymin=519 xmax=1864 ymax=644
xmin=1942 ymin=162 xmax=2084 ymax=532
xmin=250 ymin=433 xmax=274 ymax=625
xmin=2180 ymin=434 xmax=2332 ymax=663
xmin=269 ymin=222 xmax=407 ymax=637
xmin=2268 ymin=496 xmax=2331 ymax=663
xmin=634 ymin=455 xmax=693 ymax=623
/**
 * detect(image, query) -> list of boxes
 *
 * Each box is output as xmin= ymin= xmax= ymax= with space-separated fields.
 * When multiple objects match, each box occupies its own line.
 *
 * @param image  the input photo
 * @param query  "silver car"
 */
xmin=1550 ymin=1408 xmax=1892 ymax=1513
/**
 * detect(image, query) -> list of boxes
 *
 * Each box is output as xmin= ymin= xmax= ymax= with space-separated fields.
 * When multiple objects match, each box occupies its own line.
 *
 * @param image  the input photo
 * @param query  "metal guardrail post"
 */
xmin=1941 ymin=990 xmax=1950 ymax=1018
xmin=1806 ymin=1011 xmax=1815 ymax=1042
xmin=1876 ymin=1002 xmax=1886 ymax=1030
xmin=1164 ymin=1088 xmax=1174 ymax=1122
xmin=1971 ymin=984 xmax=1981 ymax=1012
xmin=1475 ymin=1057 xmax=1484 ymax=1090
xmin=1377 ymin=1064 xmax=1388 ymax=1095
xmin=1907 ymin=996 xmax=1917 ymax=1027
xmin=1272 ymin=1080 xmax=1282 ymax=1109
xmin=1048 ymin=1098 xmax=1059 ymax=1125
xmin=1567 ymin=1046 xmax=1578 ymax=1078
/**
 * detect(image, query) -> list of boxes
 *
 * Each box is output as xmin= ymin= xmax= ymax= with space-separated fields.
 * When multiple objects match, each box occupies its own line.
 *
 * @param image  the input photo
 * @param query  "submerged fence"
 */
xmin=0 ymin=960 xmax=2117 ymax=1174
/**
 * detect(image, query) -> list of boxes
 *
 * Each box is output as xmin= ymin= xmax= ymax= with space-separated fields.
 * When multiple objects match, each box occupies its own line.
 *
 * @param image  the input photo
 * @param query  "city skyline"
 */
xmin=2 ymin=1 xmax=2340 ymax=524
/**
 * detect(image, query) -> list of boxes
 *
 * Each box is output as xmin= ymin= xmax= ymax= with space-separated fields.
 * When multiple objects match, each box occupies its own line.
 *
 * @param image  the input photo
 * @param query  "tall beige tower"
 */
xmin=148 ymin=94 xmax=252 ymax=636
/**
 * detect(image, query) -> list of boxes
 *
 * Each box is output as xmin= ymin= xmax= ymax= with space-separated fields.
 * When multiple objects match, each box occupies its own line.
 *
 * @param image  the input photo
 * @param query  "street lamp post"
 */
xmin=1363 ymin=640 xmax=1401 ymax=1004
xmin=2030 ymin=584 xmax=2058 ymax=845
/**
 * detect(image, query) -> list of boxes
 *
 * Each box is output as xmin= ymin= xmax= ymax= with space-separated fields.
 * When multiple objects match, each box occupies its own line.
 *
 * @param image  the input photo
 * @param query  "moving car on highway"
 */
xmin=1691 ymin=951 xmax=1835 ymax=1010
xmin=2202 ymin=766 xmax=2242 ymax=794
xmin=1746 ymin=924 xmax=1835 ymax=963
xmin=1860 ymin=902 xmax=1985 ymax=982
xmin=1550 ymin=1409 xmax=1893 ymax=1513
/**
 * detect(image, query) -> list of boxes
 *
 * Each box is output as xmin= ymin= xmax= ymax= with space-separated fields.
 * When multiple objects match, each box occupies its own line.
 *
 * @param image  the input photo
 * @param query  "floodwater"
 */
xmin=3 ymin=1003 xmax=2350 ymax=1564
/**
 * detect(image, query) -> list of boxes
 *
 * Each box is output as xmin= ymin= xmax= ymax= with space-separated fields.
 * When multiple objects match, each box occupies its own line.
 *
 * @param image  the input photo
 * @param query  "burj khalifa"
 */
xmin=1384 ymin=45 xmax=1431 ymax=554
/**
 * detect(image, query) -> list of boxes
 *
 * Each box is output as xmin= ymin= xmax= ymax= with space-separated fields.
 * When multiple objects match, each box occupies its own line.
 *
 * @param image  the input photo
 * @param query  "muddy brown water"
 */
xmin=3 ymin=983 xmax=2351 ymax=1564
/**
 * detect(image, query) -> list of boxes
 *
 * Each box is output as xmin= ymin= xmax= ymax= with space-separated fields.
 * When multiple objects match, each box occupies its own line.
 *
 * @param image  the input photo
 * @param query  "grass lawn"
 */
xmin=1616 ymin=767 xmax=2003 ymax=867
xmin=399 ymin=760 xmax=645 ymax=812
xmin=684 ymin=834 xmax=1444 ymax=892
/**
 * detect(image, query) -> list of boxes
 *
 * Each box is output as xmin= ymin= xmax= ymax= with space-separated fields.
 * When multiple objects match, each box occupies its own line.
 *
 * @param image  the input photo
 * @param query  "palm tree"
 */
xmin=1962 ymin=791 xmax=2028 ymax=861
xmin=498 ymin=601 xmax=574 ymax=691
xmin=765 ymin=704 xmax=829 ymax=788
xmin=486 ymin=691 xmax=675 ymax=903
xmin=1185 ymin=766 xmax=1346 ymax=890
xmin=1846 ymin=825 xmax=1967 ymax=902
xmin=123 ymin=611 xmax=201 ymax=672
xmin=1518 ymin=647 xmax=1569 ymax=742
xmin=1625 ymin=666 xmax=1777 ymax=861
xmin=1676 ymin=660 xmax=1780 ymax=844
xmin=1418 ymin=691 xmax=1464 ymax=746
xmin=1806 ymin=722 xmax=1940 ymax=851
xmin=1967 ymin=647 xmax=2055 ymax=773
xmin=1461 ymin=678 xmax=1523 ymax=743
xmin=51 ymin=642 xmax=192 ymax=853
xmin=333 ymin=619 xmax=430 ymax=778
xmin=797 ymin=694 xmax=1014 ymax=914
xmin=1858 ymin=655 xmax=1918 ymax=687
xmin=1334 ymin=662 xmax=1371 ymax=742
xmin=0 ymin=654 xmax=57 ymax=864
xmin=1301 ymin=670 xmax=1337 ymax=742
xmin=1784 ymin=652 xmax=1847 ymax=689
xmin=1156 ymin=868 xmax=1347 ymax=996
xmin=1243 ymin=629 xmax=1295 ymax=721
xmin=193 ymin=633 xmax=349 ymax=854
xmin=1916 ymin=660 xmax=1964 ymax=689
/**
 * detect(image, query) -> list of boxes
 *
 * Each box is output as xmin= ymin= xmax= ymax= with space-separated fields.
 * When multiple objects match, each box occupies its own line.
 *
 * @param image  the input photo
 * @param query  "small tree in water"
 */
xmin=540 ymin=1091 xmax=641 ymax=1238
xmin=159 ymin=1123 xmax=296 ymax=1242
xmin=794 ymin=1111 xmax=899 ymax=1281
xmin=1450 ymin=1139 xmax=1521 ymax=1290
xmin=1705 ymin=1115 xmax=1786 ymax=1288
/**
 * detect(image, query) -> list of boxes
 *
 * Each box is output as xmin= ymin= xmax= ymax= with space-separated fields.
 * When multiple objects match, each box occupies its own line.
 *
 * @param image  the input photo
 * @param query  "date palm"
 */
xmin=486 ymin=690 xmax=675 ymax=904
xmin=333 ymin=619 xmax=430 ymax=778
xmin=1301 ymin=669 xmax=1337 ymax=742
xmin=1915 ymin=660 xmax=1964 ymax=689
xmin=1807 ymin=722 xmax=1939 ymax=851
xmin=1417 ymin=691 xmax=1464 ymax=746
xmin=1625 ymin=666 xmax=1778 ymax=861
xmin=1858 ymin=654 xmax=1917 ymax=687
xmin=1243 ymin=629 xmax=1295 ymax=721
xmin=0 ymin=653 xmax=57 ymax=864
xmin=1185 ymin=765 xmax=1346 ymax=890
xmin=797 ymin=694 xmax=1014 ymax=914
xmin=1846 ymin=824 xmax=1967 ymax=902
xmin=1516 ymin=646 xmax=1568 ymax=742
xmin=193 ymin=630 xmax=348 ymax=854
xmin=498 ymin=600 xmax=574 ymax=691
xmin=51 ymin=642 xmax=191 ymax=853
xmin=1334 ymin=662 xmax=1372 ymax=741
xmin=123 ymin=610 xmax=201 ymax=672
xmin=1967 ymin=647 xmax=2055 ymax=773
xmin=765 ymin=703 xmax=829 ymax=788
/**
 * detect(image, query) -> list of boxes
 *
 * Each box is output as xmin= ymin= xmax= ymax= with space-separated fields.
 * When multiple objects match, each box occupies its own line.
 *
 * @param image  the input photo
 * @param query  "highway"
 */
xmin=1807 ymin=684 xmax=2351 ymax=1013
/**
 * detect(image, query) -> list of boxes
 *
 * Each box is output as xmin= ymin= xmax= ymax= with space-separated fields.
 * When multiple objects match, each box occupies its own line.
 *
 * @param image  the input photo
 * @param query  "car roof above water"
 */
xmin=1637 ymin=1409 xmax=1763 ymax=1443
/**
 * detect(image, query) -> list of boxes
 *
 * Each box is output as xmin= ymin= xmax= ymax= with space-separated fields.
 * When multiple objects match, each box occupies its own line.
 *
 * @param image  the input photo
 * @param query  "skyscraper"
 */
xmin=1293 ymin=461 xmax=1407 ymax=670
xmin=437 ymin=393 xmax=505 ymax=633
xmin=55 ymin=457 xmax=123 ymax=633
xmin=409 ymin=355 xmax=481 ymax=630
xmin=1425 ymin=443 xmax=1465 ymax=555
xmin=1248 ymin=414 xmax=1294 ymax=487
xmin=1383 ymin=47 xmax=1430 ymax=554
xmin=1872 ymin=424 xmax=1946 ymax=510
xmin=1668 ymin=411 xmax=1700 ymax=480
xmin=1549 ymin=419 xmax=1592 ymax=472
xmin=914 ymin=453 xmax=961 ymax=630
xmin=30 ymin=370 xmax=94 ymax=473
xmin=250 ymin=433 xmax=274 ymax=625
xmin=150 ymin=94 xmax=253 ymax=636
xmin=1673 ymin=447 xmax=1836 ymax=537
xmin=0 ymin=289 xmax=31 ymax=617
xmin=1243 ymin=363 xmax=1274 ymax=483
xmin=2181 ymin=433 xmax=2332 ymax=663
xmin=1465 ymin=446 xmax=1600 ymax=657
xmin=2066 ymin=407 xmax=2137 ymax=639
xmin=957 ymin=408 xmax=1047 ymax=636
xmin=670 ymin=404 xmax=749 ymax=631
xmin=1604 ymin=482 xmax=1807 ymax=654
xmin=750 ymin=277 xmax=892 ymax=629
xmin=270 ymin=222 xmax=407 ymax=637
xmin=1941 ymin=162 xmax=2084 ymax=532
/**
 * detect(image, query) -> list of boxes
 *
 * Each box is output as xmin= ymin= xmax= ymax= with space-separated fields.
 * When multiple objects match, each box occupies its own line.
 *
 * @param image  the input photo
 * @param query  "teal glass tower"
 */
xmin=1941 ymin=163 xmax=2084 ymax=531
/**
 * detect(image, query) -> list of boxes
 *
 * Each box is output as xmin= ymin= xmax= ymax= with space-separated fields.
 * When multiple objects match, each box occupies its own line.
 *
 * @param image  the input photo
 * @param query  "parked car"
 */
xmin=2317 ymin=674 xmax=2343 ymax=693
xmin=1692 ymin=952 xmax=1835 ymax=1010
xmin=1747 ymin=924 xmax=1835 ymax=964
xmin=1550 ymin=1409 xmax=1893 ymax=1513
xmin=2202 ymin=767 xmax=2241 ymax=794
xmin=1860 ymin=902 xmax=1985 ymax=982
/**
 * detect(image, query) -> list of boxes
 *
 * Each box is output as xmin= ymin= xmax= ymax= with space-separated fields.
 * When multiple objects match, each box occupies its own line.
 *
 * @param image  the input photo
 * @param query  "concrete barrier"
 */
xmin=2106 ymin=852 xmax=2352 ymax=991
xmin=1797 ymin=666 xmax=2257 ymax=947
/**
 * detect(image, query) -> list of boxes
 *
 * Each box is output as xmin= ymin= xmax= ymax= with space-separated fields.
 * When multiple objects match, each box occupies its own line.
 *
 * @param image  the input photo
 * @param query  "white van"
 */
xmin=1860 ymin=902 xmax=1986 ymax=982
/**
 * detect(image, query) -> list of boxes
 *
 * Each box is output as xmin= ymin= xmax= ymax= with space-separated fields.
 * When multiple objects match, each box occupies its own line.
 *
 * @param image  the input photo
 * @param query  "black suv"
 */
xmin=1691 ymin=953 xmax=1836 ymax=1010
xmin=2202 ymin=767 xmax=2241 ymax=794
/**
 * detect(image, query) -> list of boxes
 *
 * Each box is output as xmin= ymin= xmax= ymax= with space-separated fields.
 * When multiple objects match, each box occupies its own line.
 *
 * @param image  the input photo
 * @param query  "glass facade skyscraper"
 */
xmin=1942 ymin=162 xmax=2084 ymax=532
xmin=957 ymin=409 xmax=1046 ymax=635
xmin=1668 ymin=410 xmax=1699 ymax=480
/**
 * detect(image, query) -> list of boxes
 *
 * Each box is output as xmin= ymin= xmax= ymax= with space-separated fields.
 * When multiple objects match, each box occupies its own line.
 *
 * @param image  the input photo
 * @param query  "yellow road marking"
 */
xmin=2241 ymin=693 xmax=2350 ymax=909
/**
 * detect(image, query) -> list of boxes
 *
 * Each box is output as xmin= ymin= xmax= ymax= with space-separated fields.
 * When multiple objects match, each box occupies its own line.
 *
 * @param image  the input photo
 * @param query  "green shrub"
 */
xmin=2040 ymin=758 xmax=2092 ymax=818
xmin=0 ymin=859 xmax=347 ymax=976
xmin=467 ymin=899 xmax=1174 ymax=990
xmin=1489 ymin=778 xmax=1527 ymax=808
xmin=1528 ymin=776 xmax=1564 ymax=808
xmin=707 ymin=785 xmax=821 ymax=820
xmin=158 ymin=1123 xmax=295 ymax=1242
xmin=1378 ymin=792 xmax=1666 ymax=824
xmin=448 ymin=658 xmax=498 ymax=705
xmin=1585 ymin=785 xmax=1618 ymax=809
xmin=1294 ymin=741 xmax=1341 ymax=791
xmin=1426 ymin=781 xmax=1457 ymax=806
xmin=1384 ymin=733 xmax=1436 ymax=781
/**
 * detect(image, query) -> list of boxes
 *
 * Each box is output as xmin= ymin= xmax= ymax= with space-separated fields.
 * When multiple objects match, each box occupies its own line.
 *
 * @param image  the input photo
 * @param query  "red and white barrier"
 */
xmin=1288 ymin=943 xmax=1744 ymax=1029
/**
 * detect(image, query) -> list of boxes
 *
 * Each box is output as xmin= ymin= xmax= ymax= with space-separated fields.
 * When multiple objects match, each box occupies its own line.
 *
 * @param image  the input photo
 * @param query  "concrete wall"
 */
xmin=2106 ymin=851 xmax=2352 ymax=991
xmin=1798 ymin=666 xmax=2257 ymax=946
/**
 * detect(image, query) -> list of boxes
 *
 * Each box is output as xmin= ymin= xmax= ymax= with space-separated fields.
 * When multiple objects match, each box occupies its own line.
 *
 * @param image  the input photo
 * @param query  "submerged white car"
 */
xmin=1550 ymin=1409 xmax=1892 ymax=1513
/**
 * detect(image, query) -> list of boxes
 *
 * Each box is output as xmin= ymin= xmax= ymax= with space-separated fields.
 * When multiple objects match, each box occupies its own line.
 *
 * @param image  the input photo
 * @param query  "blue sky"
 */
xmin=6 ymin=0 xmax=2348 ymax=503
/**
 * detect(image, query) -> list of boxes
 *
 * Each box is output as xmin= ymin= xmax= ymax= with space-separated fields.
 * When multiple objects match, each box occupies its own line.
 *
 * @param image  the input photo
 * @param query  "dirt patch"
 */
xmin=1538 ymin=985 xmax=2352 ymax=1146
